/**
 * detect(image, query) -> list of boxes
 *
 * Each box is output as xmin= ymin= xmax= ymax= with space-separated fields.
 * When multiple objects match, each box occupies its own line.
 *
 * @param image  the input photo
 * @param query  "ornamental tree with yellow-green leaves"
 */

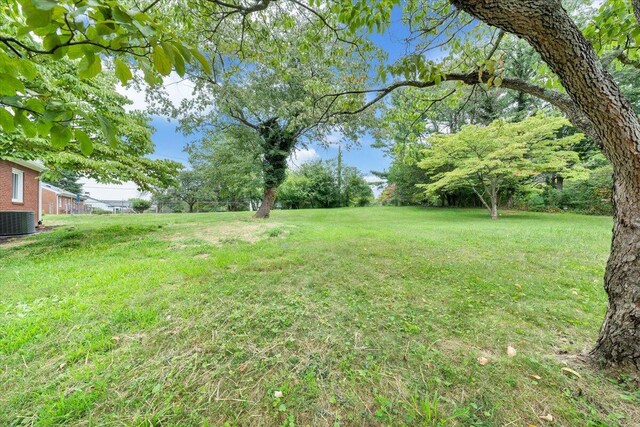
xmin=418 ymin=115 xmax=584 ymax=220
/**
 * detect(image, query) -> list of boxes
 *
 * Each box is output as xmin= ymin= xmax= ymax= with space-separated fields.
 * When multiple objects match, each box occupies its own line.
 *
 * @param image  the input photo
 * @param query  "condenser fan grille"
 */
xmin=0 ymin=211 xmax=35 ymax=236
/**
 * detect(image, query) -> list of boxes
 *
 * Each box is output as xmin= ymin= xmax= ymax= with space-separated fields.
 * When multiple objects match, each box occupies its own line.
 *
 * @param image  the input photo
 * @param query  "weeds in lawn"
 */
xmin=1 ymin=208 xmax=638 ymax=426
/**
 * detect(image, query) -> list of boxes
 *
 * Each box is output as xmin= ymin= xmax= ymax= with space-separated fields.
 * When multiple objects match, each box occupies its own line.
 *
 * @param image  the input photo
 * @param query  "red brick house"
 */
xmin=41 ymin=183 xmax=85 ymax=214
xmin=0 ymin=159 xmax=46 ymax=225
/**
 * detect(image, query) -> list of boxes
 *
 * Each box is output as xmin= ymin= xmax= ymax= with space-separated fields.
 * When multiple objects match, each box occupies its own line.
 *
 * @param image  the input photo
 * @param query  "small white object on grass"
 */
xmin=539 ymin=413 xmax=554 ymax=422
xmin=274 ymin=390 xmax=283 ymax=398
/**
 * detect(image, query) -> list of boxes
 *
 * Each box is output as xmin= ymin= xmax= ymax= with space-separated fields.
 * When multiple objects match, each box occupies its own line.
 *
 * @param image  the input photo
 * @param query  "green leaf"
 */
xmin=75 ymin=129 xmax=94 ymax=155
xmin=18 ymin=60 xmax=38 ymax=80
xmin=78 ymin=54 xmax=102 ymax=79
xmin=24 ymin=6 xmax=52 ymax=28
xmin=114 ymin=58 xmax=133 ymax=85
xmin=132 ymin=20 xmax=155 ymax=38
xmin=112 ymin=7 xmax=133 ymax=24
xmin=486 ymin=59 xmax=496 ymax=75
xmin=0 ymin=108 xmax=15 ymax=132
xmin=43 ymin=33 xmax=60 ymax=51
xmin=32 ymin=0 xmax=58 ymax=11
xmin=15 ymin=112 xmax=37 ymax=138
xmin=24 ymin=98 xmax=45 ymax=114
xmin=37 ymin=119 xmax=52 ymax=136
xmin=0 ymin=74 xmax=25 ymax=95
xmin=67 ymin=45 xmax=85 ymax=59
xmin=166 ymin=44 xmax=186 ymax=77
xmin=160 ymin=41 xmax=176 ymax=64
xmin=51 ymin=124 xmax=73 ymax=149
xmin=51 ymin=45 xmax=67 ymax=60
xmin=174 ymin=42 xmax=192 ymax=62
xmin=152 ymin=44 xmax=172 ymax=76
xmin=97 ymin=114 xmax=119 ymax=146
xmin=190 ymin=49 xmax=211 ymax=75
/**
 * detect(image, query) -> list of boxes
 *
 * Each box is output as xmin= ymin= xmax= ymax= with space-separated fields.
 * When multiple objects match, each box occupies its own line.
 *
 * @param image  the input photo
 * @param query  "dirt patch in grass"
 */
xmin=167 ymin=221 xmax=289 ymax=247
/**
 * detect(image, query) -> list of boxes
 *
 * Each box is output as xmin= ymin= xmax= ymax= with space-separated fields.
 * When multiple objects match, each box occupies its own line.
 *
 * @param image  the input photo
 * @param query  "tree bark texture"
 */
xmin=253 ymin=187 xmax=277 ymax=219
xmin=490 ymin=187 xmax=499 ymax=220
xmin=452 ymin=0 xmax=640 ymax=368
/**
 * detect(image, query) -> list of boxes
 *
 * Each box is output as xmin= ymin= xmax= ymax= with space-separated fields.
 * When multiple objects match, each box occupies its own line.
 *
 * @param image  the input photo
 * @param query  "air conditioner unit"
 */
xmin=0 ymin=211 xmax=36 ymax=236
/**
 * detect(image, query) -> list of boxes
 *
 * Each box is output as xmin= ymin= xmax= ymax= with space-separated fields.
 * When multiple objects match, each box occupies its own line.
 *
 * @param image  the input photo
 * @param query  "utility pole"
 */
xmin=337 ymin=144 xmax=343 ymax=207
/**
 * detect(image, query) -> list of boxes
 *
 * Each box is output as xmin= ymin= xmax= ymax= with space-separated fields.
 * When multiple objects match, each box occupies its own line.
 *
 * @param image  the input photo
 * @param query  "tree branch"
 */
xmin=228 ymin=109 xmax=259 ymax=130
xmin=485 ymin=30 xmax=505 ymax=61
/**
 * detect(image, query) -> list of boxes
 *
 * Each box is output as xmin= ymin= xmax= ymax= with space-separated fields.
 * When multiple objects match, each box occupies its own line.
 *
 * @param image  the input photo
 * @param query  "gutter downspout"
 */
xmin=37 ymin=178 xmax=42 ymax=224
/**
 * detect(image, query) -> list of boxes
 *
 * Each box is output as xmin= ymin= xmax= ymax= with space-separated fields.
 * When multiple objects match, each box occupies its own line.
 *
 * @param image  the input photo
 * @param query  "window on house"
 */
xmin=11 ymin=168 xmax=23 ymax=203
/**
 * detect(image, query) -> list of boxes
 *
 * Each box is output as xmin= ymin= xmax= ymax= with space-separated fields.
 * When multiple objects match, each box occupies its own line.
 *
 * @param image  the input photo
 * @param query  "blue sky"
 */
xmin=136 ymin=7 xmax=435 ymax=178
xmin=95 ymin=6 xmax=454 ymax=199
xmin=148 ymin=116 xmax=390 ymax=175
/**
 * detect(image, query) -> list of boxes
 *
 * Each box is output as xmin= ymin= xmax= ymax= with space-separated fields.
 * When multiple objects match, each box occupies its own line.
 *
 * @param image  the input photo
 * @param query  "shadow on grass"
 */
xmin=0 ymin=224 xmax=162 ymax=256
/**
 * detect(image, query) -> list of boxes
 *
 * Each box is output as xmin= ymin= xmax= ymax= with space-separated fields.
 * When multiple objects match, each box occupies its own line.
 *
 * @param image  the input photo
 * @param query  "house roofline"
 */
xmin=41 ymin=182 xmax=78 ymax=198
xmin=3 ymin=158 xmax=47 ymax=172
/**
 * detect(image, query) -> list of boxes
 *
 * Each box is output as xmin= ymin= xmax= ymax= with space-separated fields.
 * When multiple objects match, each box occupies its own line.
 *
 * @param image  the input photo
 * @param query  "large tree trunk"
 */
xmin=252 ymin=118 xmax=298 ymax=219
xmin=592 ymin=184 xmax=640 ymax=366
xmin=253 ymin=187 xmax=276 ymax=219
xmin=452 ymin=0 xmax=640 ymax=368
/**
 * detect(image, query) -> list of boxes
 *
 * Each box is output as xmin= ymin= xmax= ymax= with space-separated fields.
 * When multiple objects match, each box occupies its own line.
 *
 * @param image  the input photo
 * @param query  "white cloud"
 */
xmin=325 ymin=130 xmax=344 ymax=147
xmin=79 ymin=178 xmax=151 ymax=201
xmin=288 ymin=148 xmax=319 ymax=169
xmin=117 ymin=72 xmax=196 ymax=114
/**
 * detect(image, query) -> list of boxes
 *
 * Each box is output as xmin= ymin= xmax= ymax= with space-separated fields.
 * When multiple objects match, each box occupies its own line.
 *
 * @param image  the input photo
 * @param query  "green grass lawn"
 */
xmin=1 ymin=207 xmax=638 ymax=426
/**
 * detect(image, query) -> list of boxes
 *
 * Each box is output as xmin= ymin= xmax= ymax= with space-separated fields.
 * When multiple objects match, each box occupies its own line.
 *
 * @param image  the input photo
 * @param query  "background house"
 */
xmin=41 ymin=183 xmax=86 ymax=214
xmin=0 ymin=159 xmax=46 ymax=226
xmin=83 ymin=196 xmax=111 ymax=212
xmin=84 ymin=198 xmax=138 ymax=213
xmin=100 ymin=200 xmax=134 ymax=213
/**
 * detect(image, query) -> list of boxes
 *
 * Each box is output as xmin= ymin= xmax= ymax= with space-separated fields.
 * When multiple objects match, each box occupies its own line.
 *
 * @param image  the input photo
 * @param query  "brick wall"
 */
xmin=42 ymin=189 xmax=85 ymax=214
xmin=42 ymin=187 xmax=58 ymax=214
xmin=59 ymin=195 xmax=74 ymax=214
xmin=0 ymin=160 xmax=41 ymax=224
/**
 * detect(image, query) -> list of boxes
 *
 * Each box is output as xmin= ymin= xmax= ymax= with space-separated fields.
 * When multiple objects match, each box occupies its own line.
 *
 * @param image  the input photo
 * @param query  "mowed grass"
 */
xmin=1 ymin=207 xmax=638 ymax=426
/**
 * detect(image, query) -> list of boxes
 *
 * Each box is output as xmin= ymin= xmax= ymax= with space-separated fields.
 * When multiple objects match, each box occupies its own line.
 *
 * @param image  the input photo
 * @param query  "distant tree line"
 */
xmin=278 ymin=159 xmax=373 ymax=209
xmin=152 ymin=135 xmax=373 ymax=213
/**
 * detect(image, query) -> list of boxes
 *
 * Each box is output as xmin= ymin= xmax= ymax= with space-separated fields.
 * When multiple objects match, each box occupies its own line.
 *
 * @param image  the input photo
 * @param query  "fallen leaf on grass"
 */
xmin=515 ymin=283 xmax=522 ymax=290
xmin=477 ymin=357 xmax=489 ymax=366
xmin=239 ymin=363 xmax=248 ymax=372
xmin=530 ymin=374 xmax=542 ymax=380
xmin=539 ymin=413 xmax=554 ymax=422
xmin=561 ymin=367 xmax=582 ymax=379
xmin=507 ymin=346 xmax=517 ymax=357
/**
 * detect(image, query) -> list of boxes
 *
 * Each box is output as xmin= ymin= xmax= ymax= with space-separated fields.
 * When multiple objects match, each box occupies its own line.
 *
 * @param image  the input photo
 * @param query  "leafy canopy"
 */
xmin=0 ymin=0 xmax=205 ymax=154
xmin=0 ymin=59 xmax=181 ymax=189
xmin=418 ymin=115 xmax=584 ymax=209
